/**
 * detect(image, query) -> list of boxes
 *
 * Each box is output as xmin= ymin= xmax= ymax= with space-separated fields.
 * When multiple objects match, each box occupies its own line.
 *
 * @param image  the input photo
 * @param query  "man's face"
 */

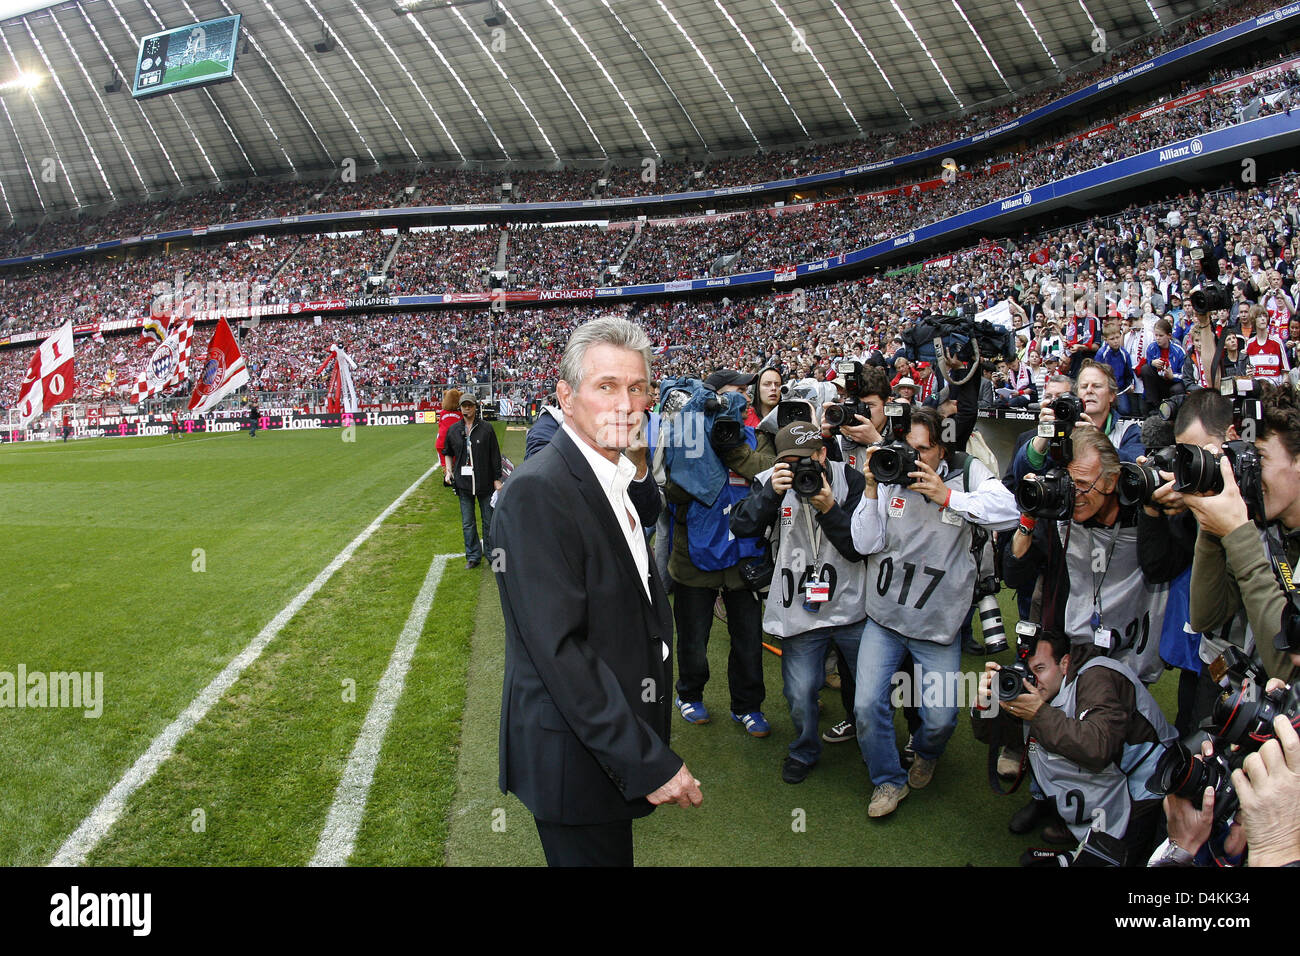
xmin=1067 ymin=448 xmax=1116 ymax=523
xmin=1258 ymin=433 xmax=1300 ymax=526
xmin=1105 ymin=331 xmax=1123 ymax=350
xmin=1027 ymin=642 xmax=1070 ymax=702
xmin=758 ymin=370 xmax=782 ymax=409
xmin=556 ymin=343 xmax=648 ymax=454
xmin=1076 ymin=368 xmax=1113 ymax=419
xmin=863 ymin=394 xmax=887 ymax=432
xmin=906 ymin=422 xmax=943 ymax=471
xmin=460 ymin=401 xmax=477 ymax=421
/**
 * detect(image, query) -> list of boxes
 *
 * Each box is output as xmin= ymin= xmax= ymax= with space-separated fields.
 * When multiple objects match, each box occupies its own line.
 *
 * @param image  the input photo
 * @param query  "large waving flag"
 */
xmin=126 ymin=315 xmax=193 ymax=405
xmin=18 ymin=322 xmax=74 ymax=427
xmin=188 ymin=317 xmax=249 ymax=413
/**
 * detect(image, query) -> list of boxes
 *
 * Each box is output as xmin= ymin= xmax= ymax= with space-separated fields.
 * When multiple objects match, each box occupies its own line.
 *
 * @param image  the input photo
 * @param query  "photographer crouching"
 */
xmin=730 ymin=422 xmax=869 ymax=783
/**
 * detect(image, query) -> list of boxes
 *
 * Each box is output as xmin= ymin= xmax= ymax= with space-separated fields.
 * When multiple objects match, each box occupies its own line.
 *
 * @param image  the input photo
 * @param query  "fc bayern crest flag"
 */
xmin=188 ymin=317 xmax=248 ymax=413
xmin=18 ymin=321 xmax=74 ymax=427
xmin=126 ymin=315 xmax=193 ymax=405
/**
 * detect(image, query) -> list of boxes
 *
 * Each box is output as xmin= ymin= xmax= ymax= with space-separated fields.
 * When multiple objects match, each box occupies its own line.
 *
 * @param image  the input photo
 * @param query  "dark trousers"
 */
xmin=672 ymin=583 xmax=764 ymax=714
xmin=535 ymin=817 xmax=633 ymax=867
xmin=459 ymin=492 xmax=494 ymax=563
xmin=1141 ymin=366 xmax=1184 ymax=415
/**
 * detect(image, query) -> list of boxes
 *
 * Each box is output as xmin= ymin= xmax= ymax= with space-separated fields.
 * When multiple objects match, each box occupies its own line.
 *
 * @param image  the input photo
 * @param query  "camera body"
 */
xmin=997 ymin=620 xmax=1041 ymax=701
xmin=822 ymin=361 xmax=870 ymax=433
xmin=1015 ymin=468 xmax=1075 ymax=520
xmin=1188 ymin=245 xmax=1234 ymax=313
xmin=1173 ymin=440 xmax=1264 ymax=523
xmin=1117 ymin=444 xmax=1176 ymax=508
xmin=791 ymin=458 xmax=825 ymax=498
xmin=868 ymin=401 xmax=919 ymax=486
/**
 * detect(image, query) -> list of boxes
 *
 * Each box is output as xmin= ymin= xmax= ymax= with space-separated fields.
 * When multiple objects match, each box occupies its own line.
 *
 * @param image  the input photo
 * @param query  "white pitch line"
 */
xmin=309 ymin=551 xmax=459 ymax=867
xmin=49 ymin=463 xmax=439 ymax=867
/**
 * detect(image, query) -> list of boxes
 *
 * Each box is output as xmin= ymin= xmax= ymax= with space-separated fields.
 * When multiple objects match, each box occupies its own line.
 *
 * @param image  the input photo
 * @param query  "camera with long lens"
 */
xmin=1173 ymin=440 xmax=1264 ymax=523
xmin=997 ymin=620 xmax=1041 ymax=701
xmin=1188 ymin=246 xmax=1233 ymax=314
xmin=822 ymin=361 xmax=869 ymax=433
xmin=1157 ymin=393 xmax=1186 ymax=423
xmin=1212 ymin=680 xmax=1300 ymax=749
xmin=1146 ymin=737 xmax=1240 ymax=824
xmin=868 ymin=402 xmax=919 ymax=485
xmin=791 ymin=458 xmax=825 ymax=498
xmin=1015 ymin=468 xmax=1075 ymax=520
xmin=973 ymin=573 xmax=1007 ymax=654
xmin=1117 ymin=445 xmax=1176 ymax=508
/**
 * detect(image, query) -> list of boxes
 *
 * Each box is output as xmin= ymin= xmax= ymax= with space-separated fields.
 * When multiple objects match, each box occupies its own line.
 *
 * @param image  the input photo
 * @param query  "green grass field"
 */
xmin=0 ymin=423 xmax=1178 ymax=866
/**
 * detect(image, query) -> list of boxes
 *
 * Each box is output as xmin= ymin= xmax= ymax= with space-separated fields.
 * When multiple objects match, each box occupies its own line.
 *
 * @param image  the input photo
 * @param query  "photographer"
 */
xmin=1185 ymin=383 xmax=1300 ymax=684
xmin=663 ymin=369 xmax=776 ymax=735
xmin=729 ymin=422 xmax=869 ymax=783
xmin=820 ymin=362 xmax=892 ymax=475
xmin=1004 ymin=428 xmax=1169 ymax=685
xmin=1010 ymin=360 xmax=1143 ymax=487
xmin=975 ymin=628 xmax=1176 ymax=865
xmin=851 ymin=406 xmax=1020 ymax=817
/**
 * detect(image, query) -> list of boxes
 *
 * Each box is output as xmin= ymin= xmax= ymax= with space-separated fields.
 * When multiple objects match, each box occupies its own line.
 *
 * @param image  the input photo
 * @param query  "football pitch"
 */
xmin=1 ymin=423 xmax=1179 ymax=866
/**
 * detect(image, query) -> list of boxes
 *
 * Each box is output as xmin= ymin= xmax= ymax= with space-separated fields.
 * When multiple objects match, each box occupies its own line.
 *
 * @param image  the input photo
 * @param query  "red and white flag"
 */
xmin=188 ymin=317 xmax=249 ymax=413
xmin=126 ymin=315 xmax=193 ymax=405
xmin=18 ymin=321 xmax=74 ymax=427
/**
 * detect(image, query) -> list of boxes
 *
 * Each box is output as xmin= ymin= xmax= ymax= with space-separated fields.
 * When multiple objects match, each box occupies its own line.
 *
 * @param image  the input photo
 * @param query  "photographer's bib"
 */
xmin=760 ymin=462 xmax=867 ymax=637
xmin=1061 ymin=521 xmax=1169 ymax=684
xmin=865 ymin=469 xmax=975 ymax=644
xmin=1026 ymin=657 xmax=1175 ymax=843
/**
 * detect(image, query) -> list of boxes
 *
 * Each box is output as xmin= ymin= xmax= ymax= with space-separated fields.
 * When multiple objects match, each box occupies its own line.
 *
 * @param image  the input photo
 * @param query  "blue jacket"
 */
xmin=1093 ymin=342 xmax=1135 ymax=392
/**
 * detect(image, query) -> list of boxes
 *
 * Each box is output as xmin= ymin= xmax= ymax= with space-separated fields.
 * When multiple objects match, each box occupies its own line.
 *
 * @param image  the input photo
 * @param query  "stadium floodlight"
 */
xmin=0 ymin=71 xmax=41 ymax=93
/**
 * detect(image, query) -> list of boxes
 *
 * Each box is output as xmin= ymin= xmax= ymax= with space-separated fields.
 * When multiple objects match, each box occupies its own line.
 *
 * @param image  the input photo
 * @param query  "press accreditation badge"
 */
xmin=461 ymin=466 xmax=474 ymax=476
xmin=804 ymin=582 xmax=830 ymax=603
xmin=1093 ymin=626 xmax=1114 ymax=649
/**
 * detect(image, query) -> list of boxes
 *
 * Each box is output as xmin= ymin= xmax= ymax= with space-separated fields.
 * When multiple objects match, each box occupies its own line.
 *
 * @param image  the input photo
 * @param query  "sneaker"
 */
xmin=908 ymin=756 xmax=937 ymax=790
xmin=868 ymin=782 xmax=909 ymax=818
xmin=675 ymin=697 xmax=710 ymax=725
xmin=822 ymin=719 xmax=855 ymax=743
xmin=781 ymin=756 xmax=814 ymax=784
xmin=997 ymin=747 xmax=1022 ymax=778
xmin=465 ymin=560 xmax=480 ymax=570
xmin=732 ymin=711 xmax=771 ymax=737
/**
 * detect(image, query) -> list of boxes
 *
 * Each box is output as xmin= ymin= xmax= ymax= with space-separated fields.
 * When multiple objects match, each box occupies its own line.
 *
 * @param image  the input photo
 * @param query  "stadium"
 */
xmin=3 ymin=0 xmax=1300 ymax=896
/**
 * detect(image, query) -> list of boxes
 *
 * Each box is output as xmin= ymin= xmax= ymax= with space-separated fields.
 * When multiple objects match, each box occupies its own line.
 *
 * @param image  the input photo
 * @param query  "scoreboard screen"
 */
xmin=132 ymin=15 xmax=241 ymax=99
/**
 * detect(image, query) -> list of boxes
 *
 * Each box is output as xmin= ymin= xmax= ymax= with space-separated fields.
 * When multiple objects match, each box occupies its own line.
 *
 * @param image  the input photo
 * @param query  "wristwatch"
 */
xmin=1147 ymin=837 xmax=1196 ymax=867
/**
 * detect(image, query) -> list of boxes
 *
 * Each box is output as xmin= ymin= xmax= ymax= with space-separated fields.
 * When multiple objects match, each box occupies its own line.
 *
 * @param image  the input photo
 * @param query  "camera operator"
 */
xmin=664 ymin=369 xmax=776 ymax=736
xmin=820 ymin=362 xmax=892 ymax=475
xmin=1005 ymin=428 xmax=1170 ymax=685
xmin=1010 ymin=360 xmax=1143 ymax=487
xmin=975 ymin=628 xmax=1176 ymax=865
xmin=1184 ymin=383 xmax=1300 ymax=684
xmin=851 ymin=406 xmax=1020 ymax=817
xmin=729 ymin=422 xmax=869 ymax=783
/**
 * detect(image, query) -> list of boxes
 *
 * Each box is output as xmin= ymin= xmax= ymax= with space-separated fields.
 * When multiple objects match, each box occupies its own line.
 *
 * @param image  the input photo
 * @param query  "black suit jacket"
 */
xmin=494 ymin=427 xmax=679 ymax=825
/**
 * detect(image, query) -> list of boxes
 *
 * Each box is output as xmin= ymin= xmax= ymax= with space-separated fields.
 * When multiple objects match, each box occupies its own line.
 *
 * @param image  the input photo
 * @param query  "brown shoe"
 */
xmin=868 ymin=783 xmax=909 ymax=818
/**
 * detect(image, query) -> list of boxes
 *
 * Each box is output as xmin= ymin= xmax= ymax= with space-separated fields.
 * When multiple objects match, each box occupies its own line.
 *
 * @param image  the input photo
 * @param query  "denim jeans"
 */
xmin=782 ymin=620 xmax=865 ymax=767
xmin=459 ymin=492 xmax=493 ymax=563
xmin=854 ymin=616 xmax=963 ymax=788
xmin=673 ymin=583 xmax=764 ymax=714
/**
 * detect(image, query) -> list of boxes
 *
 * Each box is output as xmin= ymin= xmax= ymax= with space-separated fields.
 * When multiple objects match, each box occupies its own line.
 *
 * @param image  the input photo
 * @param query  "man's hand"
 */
xmin=908 ymin=458 xmax=949 ymax=507
xmin=1182 ymin=453 xmax=1251 ymax=538
xmin=1163 ymin=740 xmax=1219 ymax=857
xmin=647 ymin=762 xmax=703 ymax=809
xmin=840 ymin=413 xmax=882 ymax=446
xmin=1002 ymin=688 xmax=1044 ymax=721
xmin=772 ymin=461 xmax=794 ymax=494
xmin=810 ymin=474 xmax=835 ymax=515
xmin=1144 ymin=469 xmax=1185 ymax=516
xmin=1232 ymin=714 xmax=1300 ymax=866
xmin=978 ymin=662 xmax=999 ymax=710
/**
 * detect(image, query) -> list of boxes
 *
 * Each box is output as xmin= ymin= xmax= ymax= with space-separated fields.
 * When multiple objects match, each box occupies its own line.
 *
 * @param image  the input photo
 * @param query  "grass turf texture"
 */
xmin=0 ymin=426 xmax=474 ymax=865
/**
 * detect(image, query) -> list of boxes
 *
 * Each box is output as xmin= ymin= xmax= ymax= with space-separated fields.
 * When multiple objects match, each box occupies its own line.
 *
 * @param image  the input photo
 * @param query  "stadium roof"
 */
xmin=0 ymin=0 xmax=1206 ymax=223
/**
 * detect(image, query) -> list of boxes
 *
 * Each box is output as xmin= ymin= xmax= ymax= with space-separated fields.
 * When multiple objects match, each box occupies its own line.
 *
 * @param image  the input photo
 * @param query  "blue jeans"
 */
xmin=459 ymin=492 xmax=493 ymax=563
xmin=782 ymin=620 xmax=865 ymax=767
xmin=854 ymin=616 xmax=963 ymax=788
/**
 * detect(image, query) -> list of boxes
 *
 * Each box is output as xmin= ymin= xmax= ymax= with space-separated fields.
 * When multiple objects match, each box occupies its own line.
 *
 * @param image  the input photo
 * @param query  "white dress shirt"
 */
xmin=562 ymin=422 xmax=652 ymax=600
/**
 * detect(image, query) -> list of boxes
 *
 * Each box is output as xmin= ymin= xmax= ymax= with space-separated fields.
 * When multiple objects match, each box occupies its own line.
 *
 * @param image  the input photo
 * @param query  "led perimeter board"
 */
xmin=132 ymin=15 xmax=241 ymax=99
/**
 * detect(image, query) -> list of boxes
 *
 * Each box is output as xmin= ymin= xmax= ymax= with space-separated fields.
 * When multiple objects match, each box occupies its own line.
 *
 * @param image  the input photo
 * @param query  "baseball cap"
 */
xmin=705 ymin=369 xmax=757 ymax=390
xmin=459 ymin=393 xmax=479 ymax=406
xmin=775 ymin=422 xmax=824 ymax=459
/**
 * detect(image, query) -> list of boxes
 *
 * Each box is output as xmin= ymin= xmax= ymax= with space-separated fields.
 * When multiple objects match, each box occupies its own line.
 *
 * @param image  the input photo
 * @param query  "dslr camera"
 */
xmin=1117 ymin=445 xmax=1176 ymax=509
xmin=997 ymin=621 xmax=1042 ymax=702
xmin=791 ymin=458 xmax=826 ymax=499
xmin=1015 ymin=395 xmax=1083 ymax=520
xmin=822 ymin=361 xmax=869 ymax=432
xmin=1188 ymin=245 xmax=1235 ymax=314
xmin=868 ymin=402 xmax=919 ymax=486
xmin=1172 ymin=440 xmax=1265 ymax=523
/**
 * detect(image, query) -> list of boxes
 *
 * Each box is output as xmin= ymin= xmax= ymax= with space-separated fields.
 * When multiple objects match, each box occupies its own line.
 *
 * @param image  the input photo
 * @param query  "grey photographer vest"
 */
xmin=758 ymin=461 xmax=868 ymax=637
xmin=839 ymin=436 xmax=869 ymax=475
xmin=1060 ymin=521 xmax=1169 ymax=684
xmin=865 ymin=463 xmax=978 ymax=645
xmin=1025 ymin=657 xmax=1176 ymax=843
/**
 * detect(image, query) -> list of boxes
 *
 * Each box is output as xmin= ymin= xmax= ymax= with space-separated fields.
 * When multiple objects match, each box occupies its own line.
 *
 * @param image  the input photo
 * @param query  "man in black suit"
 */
xmin=493 ymin=317 xmax=702 ymax=866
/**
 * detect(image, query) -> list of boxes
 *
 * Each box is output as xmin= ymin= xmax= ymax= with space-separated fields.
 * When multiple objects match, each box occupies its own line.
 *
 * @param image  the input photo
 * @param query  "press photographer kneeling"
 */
xmin=975 ymin=624 xmax=1176 ymax=866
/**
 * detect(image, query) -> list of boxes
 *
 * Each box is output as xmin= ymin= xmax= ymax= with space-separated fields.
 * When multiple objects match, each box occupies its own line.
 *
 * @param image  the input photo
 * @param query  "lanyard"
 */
xmin=1087 ymin=524 xmax=1121 ymax=630
xmin=799 ymin=499 xmax=825 ymax=576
